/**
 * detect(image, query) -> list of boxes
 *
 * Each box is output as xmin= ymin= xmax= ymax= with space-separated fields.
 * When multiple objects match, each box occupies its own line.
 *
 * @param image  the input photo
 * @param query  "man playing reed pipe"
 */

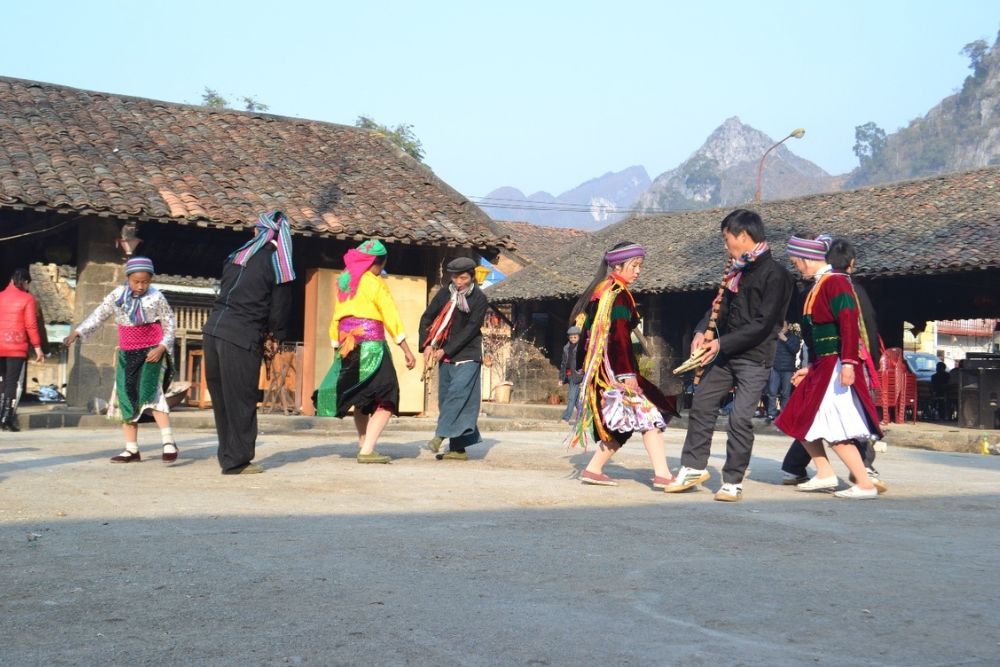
xmin=666 ymin=209 xmax=793 ymax=501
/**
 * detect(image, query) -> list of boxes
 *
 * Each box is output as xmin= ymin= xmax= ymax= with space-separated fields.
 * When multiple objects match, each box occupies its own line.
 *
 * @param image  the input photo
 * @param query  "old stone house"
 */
xmin=486 ymin=167 xmax=1000 ymax=399
xmin=0 ymin=76 xmax=512 ymax=412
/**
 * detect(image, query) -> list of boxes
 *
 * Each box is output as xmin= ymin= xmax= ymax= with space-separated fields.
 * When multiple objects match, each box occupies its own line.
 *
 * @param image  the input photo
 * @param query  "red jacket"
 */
xmin=0 ymin=284 xmax=42 ymax=357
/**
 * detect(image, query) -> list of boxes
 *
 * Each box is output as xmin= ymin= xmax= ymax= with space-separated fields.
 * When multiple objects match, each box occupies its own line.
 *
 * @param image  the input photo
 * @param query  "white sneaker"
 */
xmin=664 ymin=466 xmax=710 ymax=493
xmin=833 ymin=485 xmax=878 ymax=500
xmin=714 ymin=483 xmax=743 ymax=502
xmin=796 ymin=475 xmax=839 ymax=491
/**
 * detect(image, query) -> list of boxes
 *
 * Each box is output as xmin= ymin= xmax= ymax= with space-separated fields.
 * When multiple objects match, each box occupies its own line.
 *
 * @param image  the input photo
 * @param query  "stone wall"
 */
xmin=66 ymin=219 xmax=126 ymax=407
xmin=508 ymin=337 xmax=561 ymax=403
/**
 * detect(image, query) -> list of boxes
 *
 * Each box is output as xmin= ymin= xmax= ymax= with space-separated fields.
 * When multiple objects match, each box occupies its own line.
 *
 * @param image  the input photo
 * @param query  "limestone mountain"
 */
xmin=479 ymin=165 xmax=651 ymax=230
xmin=637 ymin=117 xmax=841 ymax=213
xmin=848 ymin=30 xmax=1000 ymax=187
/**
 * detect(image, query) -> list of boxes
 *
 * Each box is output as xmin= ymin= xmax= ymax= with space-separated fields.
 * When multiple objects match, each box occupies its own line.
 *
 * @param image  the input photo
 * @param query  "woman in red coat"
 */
xmin=0 ymin=268 xmax=44 ymax=431
xmin=775 ymin=237 xmax=882 ymax=499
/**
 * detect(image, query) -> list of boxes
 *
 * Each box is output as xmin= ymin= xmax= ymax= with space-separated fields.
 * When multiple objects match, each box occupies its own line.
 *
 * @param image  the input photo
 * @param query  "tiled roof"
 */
xmin=0 ymin=77 xmax=511 ymax=250
xmin=491 ymin=220 xmax=589 ymax=265
xmin=487 ymin=166 xmax=1000 ymax=301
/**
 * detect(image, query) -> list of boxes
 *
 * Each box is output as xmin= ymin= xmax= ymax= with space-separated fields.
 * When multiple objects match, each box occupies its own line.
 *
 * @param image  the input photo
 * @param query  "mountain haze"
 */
xmin=637 ymin=117 xmax=840 ymax=213
xmin=480 ymin=165 xmax=650 ymax=230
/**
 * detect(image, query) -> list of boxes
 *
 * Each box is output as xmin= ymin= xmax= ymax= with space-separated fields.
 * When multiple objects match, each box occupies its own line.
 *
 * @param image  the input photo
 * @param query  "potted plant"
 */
xmin=546 ymin=386 xmax=563 ymax=405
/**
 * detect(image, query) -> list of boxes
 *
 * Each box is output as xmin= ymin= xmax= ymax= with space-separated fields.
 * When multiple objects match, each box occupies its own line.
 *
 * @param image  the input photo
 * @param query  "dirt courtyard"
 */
xmin=2 ymin=425 xmax=998 ymax=666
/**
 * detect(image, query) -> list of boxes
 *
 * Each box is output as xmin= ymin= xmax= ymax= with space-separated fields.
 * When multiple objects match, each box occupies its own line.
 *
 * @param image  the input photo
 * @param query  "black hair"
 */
xmin=10 ymin=268 xmax=31 ymax=291
xmin=720 ymin=209 xmax=766 ymax=242
xmin=826 ymin=238 xmax=857 ymax=272
xmin=569 ymin=241 xmax=636 ymax=323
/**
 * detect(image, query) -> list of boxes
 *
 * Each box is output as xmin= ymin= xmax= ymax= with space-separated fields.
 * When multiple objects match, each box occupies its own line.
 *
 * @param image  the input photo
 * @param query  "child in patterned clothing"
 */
xmin=64 ymin=256 xmax=178 ymax=463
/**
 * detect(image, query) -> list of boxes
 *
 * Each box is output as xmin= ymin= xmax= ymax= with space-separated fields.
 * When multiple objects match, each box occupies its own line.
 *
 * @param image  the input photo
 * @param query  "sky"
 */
xmin=2 ymin=1 xmax=997 ymax=199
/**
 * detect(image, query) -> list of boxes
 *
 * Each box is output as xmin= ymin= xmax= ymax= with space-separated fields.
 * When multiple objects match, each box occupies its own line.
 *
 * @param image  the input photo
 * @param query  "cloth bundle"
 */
xmin=600 ymin=388 xmax=666 ymax=434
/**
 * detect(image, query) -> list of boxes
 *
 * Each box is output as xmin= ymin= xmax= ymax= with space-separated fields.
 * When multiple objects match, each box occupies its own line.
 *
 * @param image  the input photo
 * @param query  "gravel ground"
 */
xmin=2 ymin=426 xmax=999 ymax=666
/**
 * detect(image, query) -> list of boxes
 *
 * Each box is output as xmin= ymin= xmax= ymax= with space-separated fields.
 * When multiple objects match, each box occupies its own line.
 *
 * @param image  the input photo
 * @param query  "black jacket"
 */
xmin=559 ymin=341 xmax=583 ymax=384
xmin=853 ymin=281 xmax=880 ymax=367
xmin=203 ymin=245 xmax=293 ymax=350
xmin=772 ymin=331 xmax=801 ymax=372
xmin=418 ymin=285 xmax=488 ymax=363
xmin=696 ymin=251 xmax=793 ymax=366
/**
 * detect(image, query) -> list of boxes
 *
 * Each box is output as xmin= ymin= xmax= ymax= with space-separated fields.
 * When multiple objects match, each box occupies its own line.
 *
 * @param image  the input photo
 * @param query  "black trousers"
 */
xmin=680 ymin=357 xmax=771 ymax=484
xmin=204 ymin=334 xmax=262 ymax=472
xmin=1 ymin=357 xmax=26 ymax=400
xmin=781 ymin=438 xmax=877 ymax=476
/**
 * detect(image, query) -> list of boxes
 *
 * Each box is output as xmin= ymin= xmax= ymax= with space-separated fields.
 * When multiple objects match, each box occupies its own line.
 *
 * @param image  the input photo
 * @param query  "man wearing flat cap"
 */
xmin=558 ymin=326 xmax=583 ymax=422
xmin=419 ymin=257 xmax=488 ymax=460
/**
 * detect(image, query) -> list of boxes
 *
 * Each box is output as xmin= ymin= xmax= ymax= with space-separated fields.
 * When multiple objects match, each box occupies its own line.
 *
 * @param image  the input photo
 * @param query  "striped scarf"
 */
xmin=449 ymin=282 xmax=473 ymax=314
xmin=722 ymin=241 xmax=769 ymax=294
xmin=115 ymin=286 xmax=149 ymax=325
xmin=229 ymin=210 xmax=296 ymax=284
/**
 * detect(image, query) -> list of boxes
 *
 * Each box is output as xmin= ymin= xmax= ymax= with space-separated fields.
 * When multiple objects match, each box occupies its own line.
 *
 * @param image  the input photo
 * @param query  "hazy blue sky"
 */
xmin=2 ymin=1 xmax=997 ymax=198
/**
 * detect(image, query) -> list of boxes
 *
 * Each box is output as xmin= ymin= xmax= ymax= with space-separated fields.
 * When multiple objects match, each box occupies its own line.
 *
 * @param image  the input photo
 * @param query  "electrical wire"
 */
xmin=468 ymin=195 xmax=676 ymax=215
xmin=0 ymin=215 xmax=81 ymax=242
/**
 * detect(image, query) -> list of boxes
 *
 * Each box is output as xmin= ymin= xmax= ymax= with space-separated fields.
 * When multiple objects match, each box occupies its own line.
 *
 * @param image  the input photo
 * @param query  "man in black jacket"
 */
xmin=666 ymin=209 xmax=793 ymax=501
xmin=203 ymin=211 xmax=295 ymax=475
xmin=420 ymin=257 xmax=488 ymax=460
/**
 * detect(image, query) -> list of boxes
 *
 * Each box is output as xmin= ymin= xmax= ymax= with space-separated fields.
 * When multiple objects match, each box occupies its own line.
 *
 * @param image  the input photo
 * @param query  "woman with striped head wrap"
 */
xmin=64 ymin=256 xmax=178 ymax=463
xmin=203 ymin=211 xmax=296 ymax=475
xmin=775 ymin=235 xmax=883 ymax=499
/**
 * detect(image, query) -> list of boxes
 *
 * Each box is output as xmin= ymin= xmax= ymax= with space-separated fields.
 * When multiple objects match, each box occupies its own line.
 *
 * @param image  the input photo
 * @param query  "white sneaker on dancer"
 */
xmin=796 ymin=475 xmax=839 ymax=491
xmin=833 ymin=485 xmax=878 ymax=500
xmin=664 ymin=466 xmax=710 ymax=493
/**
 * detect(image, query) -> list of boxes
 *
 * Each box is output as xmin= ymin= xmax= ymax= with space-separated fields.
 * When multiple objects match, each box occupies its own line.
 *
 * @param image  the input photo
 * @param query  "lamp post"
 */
xmin=754 ymin=128 xmax=805 ymax=203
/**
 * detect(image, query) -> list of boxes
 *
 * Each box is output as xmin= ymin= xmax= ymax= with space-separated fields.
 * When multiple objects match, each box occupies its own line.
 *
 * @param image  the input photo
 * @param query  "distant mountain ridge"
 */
xmin=481 ymin=33 xmax=1000 ymax=230
xmin=637 ymin=117 xmax=840 ymax=213
xmin=480 ymin=165 xmax=650 ymax=230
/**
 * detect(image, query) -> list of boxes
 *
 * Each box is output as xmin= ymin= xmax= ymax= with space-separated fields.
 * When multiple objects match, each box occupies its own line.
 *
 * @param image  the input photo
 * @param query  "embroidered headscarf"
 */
xmin=116 ymin=256 xmax=155 ymax=325
xmin=229 ymin=210 xmax=296 ymax=284
xmin=337 ymin=239 xmax=387 ymax=302
xmin=604 ymin=243 xmax=645 ymax=266
xmin=787 ymin=234 xmax=832 ymax=261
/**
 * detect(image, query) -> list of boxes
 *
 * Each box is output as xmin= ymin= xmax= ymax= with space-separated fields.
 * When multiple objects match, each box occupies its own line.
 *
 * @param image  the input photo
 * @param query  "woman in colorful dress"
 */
xmin=774 ymin=236 xmax=882 ymax=499
xmin=316 ymin=240 xmax=416 ymax=463
xmin=570 ymin=242 xmax=678 ymax=487
xmin=64 ymin=256 xmax=178 ymax=463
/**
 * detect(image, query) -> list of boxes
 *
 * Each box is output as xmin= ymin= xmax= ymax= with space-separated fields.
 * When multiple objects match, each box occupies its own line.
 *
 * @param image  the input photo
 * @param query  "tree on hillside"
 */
xmin=853 ymin=122 xmax=887 ymax=169
xmin=961 ymin=39 xmax=989 ymax=78
xmin=355 ymin=116 xmax=425 ymax=162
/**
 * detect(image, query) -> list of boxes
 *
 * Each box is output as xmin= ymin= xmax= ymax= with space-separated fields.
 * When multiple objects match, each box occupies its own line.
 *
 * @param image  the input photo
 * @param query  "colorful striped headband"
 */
xmin=786 ymin=235 xmax=831 ymax=261
xmin=125 ymin=256 xmax=155 ymax=276
xmin=229 ymin=210 xmax=297 ymax=284
xmin=604 ymin=244 xmax=645 ymax=265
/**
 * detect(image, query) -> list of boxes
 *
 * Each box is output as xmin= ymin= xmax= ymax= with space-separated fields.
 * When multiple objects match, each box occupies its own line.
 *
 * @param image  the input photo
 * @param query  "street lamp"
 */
xmin=754 ymin=128 xmax=805 ymax=203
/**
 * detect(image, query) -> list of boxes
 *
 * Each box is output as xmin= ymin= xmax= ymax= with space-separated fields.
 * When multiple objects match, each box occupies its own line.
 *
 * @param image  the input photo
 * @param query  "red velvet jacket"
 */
xmin=0 ymin=283 xmax=42 ymax=357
